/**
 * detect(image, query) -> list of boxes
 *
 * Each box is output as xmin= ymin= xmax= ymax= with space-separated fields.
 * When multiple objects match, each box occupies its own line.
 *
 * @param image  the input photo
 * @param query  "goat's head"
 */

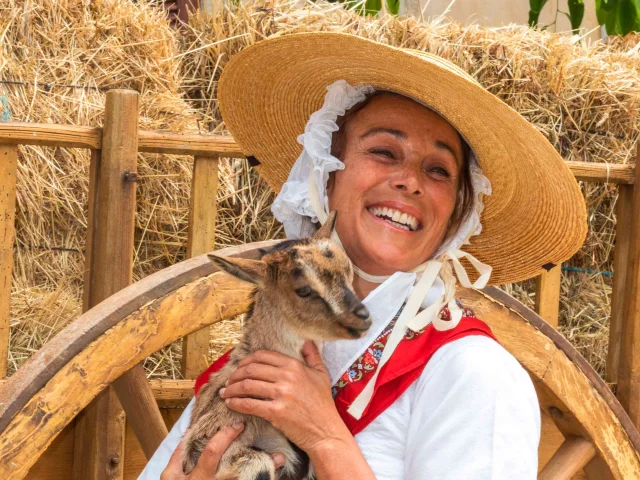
xmin=208 ymin=212 xmax=372 ymax=340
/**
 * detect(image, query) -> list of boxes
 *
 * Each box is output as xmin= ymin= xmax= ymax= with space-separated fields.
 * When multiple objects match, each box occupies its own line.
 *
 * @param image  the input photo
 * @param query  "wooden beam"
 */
xmin=137 ymin=131 xmax=243 ymax=157
xmin=73 ymin=90 xmax=142 ymax=480
xmin=0 ymin=145 xmax=18 ymax=378
xmin=617 ymin=145 xmax=640 ymax=426
xmin=539 ymin=436 xmax=596 ymax=480
xmin=73 ymin=388 xmax=126 ymax=480
xmin=0 ymin=123 xmax=101 ymax=149
xmin=565 ymin=161 xmax=635 ymax=185
xmin=182 ymin=156 xmax=219 ymax=379
xmin=150 ymin=379 xmax=195 ymax=407
xmin=534 ymin=264 xmax=562 ymax=328
xmin=112 ymin=368 xmax=168 ymax=459
xmin=607 ymin=184 xmax=633 ymax=383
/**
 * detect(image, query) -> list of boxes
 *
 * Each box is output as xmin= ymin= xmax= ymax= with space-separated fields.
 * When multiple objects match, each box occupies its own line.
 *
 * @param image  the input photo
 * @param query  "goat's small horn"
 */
xmin=314 ymin=211 xmax=338 ymax=239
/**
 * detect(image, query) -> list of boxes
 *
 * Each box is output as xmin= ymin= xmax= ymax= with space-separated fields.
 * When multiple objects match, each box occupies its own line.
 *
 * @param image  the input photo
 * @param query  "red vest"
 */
xmin=195 ymin=312 xmax=496 ymax=436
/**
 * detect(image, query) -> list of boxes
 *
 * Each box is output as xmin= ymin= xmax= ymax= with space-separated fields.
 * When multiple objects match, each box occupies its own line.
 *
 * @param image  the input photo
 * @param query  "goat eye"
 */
xmin=295 ymin=286 xmax=312 ymax=298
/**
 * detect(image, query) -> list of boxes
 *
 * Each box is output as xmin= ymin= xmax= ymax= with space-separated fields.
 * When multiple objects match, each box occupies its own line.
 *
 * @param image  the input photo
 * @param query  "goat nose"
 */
xmin=354 ymin=304 xmax=370 ymax=320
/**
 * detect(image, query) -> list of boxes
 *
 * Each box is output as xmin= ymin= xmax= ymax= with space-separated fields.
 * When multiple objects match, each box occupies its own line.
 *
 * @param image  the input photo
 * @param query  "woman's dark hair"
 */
xmin=330 ymin=91 xmax=474 ymax=243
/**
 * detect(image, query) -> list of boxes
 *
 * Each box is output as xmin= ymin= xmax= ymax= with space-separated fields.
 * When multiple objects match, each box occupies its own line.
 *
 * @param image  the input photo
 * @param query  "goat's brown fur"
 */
xmin=182 ymin=212 xmax=371 ymax=479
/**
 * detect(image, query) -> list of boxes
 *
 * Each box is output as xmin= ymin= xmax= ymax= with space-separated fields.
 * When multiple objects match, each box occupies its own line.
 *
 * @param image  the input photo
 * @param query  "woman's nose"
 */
xmin=390 ymin=167 xmax=424 ymax=196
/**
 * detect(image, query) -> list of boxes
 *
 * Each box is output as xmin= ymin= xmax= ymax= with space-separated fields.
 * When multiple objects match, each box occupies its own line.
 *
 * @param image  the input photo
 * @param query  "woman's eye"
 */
xmin=428 ymin=166 xmax=451 ymax=178
xmin=370 ymin=149 xmax=394 ymax=159
xmin=295 ymin=286 xmax=313 ymax=297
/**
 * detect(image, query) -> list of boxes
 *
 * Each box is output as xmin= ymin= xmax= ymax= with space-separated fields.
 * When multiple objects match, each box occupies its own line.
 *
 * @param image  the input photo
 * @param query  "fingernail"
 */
xmin=219 ymin=387 xmax=226 ymax=397
xmin=225 ymin=379 xmax=229 ymax=386
xmin=272 ymin=453 xmax=285 ymax=468
xmin=232 ymin=422 xmax=244 ymax=430
xmin=225 ymin=398 xmax=231 ymax=405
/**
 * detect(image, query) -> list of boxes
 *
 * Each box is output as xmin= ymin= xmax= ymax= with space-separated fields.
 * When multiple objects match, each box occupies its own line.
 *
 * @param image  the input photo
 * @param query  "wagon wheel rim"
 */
xmin=1 ymin=241 xmax=639 ymax=479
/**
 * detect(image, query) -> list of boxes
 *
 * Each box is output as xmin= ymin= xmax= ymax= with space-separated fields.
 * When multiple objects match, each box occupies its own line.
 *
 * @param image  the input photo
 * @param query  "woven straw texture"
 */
xmin=218 ymin=32 xmax=588 ymax=286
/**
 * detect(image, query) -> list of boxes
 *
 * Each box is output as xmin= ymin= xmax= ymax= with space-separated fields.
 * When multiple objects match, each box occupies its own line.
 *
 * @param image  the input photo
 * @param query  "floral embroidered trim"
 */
xmin=331 ymin=301 xmax=476 ymax=398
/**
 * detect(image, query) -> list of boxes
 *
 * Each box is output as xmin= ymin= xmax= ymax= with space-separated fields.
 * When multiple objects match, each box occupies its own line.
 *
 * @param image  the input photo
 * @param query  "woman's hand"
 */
xmin=160 ymin=424 xmax=284 ymax=480
xmin=220 ymin=340 xmax=349 ymax=454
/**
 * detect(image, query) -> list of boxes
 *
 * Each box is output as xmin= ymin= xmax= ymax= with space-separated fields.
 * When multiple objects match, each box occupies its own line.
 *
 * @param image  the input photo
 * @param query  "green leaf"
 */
xmin=386 ymin=0 xmax=400 ymax=15
xmin=528 ymin=0 xmax=548 ymax=26
xmin=568 ymin=0 xmax=585 ymax=32
xmin=597 ymin=0 xmax=640 ymax=35
xmin=619 ymin=0 xmax=640 ymax=34
xmin=365 ymin=0 xmax=382 ymax=14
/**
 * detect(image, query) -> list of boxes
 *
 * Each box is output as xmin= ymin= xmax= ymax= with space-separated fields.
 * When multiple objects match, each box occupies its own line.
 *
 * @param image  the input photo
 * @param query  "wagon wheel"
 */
xmin=1 ymin=242 xmax=639 ymax=479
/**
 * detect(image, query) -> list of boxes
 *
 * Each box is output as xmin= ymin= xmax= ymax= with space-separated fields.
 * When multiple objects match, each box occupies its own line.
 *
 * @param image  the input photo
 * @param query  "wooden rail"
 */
xmin=0 ymin=122 xmax=243 ymax=157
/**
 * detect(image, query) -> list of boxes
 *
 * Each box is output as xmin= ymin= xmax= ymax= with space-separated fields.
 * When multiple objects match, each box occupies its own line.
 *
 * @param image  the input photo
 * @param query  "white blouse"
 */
xmin=139 ymin=334 xmax=540 ymax=479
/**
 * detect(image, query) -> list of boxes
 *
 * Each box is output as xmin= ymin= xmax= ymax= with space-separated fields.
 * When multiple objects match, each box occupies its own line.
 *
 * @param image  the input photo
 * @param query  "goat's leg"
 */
xmin=181 ymin=408 xmax=245 ymax=474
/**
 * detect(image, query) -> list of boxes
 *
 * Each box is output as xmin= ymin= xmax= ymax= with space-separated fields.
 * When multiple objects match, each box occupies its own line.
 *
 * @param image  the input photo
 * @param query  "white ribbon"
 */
xmin=346 ymin=250 xmax=491 ymax=419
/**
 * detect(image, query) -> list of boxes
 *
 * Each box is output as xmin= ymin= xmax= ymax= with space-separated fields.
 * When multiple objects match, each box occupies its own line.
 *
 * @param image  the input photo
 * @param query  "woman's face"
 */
xmin=327 ymin=94 xmax=464 ymax=275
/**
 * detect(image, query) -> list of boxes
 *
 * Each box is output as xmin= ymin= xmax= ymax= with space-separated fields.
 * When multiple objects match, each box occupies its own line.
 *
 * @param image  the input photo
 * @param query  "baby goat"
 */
xmin=182 ymin=212 xmax=371 ymax=480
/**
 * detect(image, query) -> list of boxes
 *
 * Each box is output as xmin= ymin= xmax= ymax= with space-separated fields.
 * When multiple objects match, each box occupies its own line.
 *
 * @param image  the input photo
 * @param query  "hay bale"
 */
xmin=4 ymin=0 xmax=640 ymax=380
xmin=0 ymin=0 xmax=216 ymax=376
xmin=180 ymin=0 xmax=640 ymax=376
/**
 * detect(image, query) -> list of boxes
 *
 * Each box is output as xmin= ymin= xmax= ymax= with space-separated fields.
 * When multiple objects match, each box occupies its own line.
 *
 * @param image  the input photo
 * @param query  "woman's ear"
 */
xmin=326 ymin=172 xmax=335 ymax=198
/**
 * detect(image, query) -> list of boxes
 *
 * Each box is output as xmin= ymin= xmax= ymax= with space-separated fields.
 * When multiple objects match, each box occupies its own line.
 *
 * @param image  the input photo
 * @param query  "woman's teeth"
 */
xmin=369 ymin=207 xmax=419 ymax=231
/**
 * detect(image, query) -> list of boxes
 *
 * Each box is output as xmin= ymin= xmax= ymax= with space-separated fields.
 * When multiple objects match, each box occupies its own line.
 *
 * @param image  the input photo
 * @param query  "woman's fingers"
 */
xmin=301 ymin=340 xmax=328 ymax=374
xmin=160 ymin=441 xmax=185 ymax=480
xmin=190 ymin=423 xmax=244 ymax=479
xmin=227 ymin=362 xmax=281 ymax=386
xmin=221 ymin=378 xmax=278 ymax=401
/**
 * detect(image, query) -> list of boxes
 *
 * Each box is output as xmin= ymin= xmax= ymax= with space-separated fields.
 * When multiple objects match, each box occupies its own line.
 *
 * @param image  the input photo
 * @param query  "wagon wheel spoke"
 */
xmin=538 ymin=436 xmax=596 ymax=480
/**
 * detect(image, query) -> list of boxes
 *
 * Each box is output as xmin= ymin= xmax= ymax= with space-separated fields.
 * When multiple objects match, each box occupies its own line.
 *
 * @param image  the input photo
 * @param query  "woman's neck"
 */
xmin=353 ymin=274 xmax=380 ymax=300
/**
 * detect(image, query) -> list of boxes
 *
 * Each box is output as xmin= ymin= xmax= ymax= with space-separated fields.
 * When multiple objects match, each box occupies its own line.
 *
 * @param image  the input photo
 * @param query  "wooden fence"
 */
xmin=0 ymin=89 xmax=639 ymax=478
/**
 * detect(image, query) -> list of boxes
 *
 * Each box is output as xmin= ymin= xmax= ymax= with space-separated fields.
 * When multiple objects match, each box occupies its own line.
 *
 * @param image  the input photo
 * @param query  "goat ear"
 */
xmin=207 ymin=254 xmax=267 ymax=286
xmin=313 ymin=211 xmax=338 ymax=240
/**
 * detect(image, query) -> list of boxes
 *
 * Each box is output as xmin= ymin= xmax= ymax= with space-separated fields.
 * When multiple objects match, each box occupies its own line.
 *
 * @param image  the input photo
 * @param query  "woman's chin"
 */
xmin=357 ymin=243 xmax=427 ymax=275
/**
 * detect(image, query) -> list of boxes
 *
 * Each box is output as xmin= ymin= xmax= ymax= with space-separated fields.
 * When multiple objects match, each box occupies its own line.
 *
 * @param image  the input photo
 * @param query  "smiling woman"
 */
xmin=141 ymin=32 xmax=587 ymax=480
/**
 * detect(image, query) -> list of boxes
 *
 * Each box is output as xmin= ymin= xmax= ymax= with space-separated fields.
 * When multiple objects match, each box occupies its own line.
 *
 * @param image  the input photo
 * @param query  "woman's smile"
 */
xmin=366 ymin=201 xmax=424 ymax=233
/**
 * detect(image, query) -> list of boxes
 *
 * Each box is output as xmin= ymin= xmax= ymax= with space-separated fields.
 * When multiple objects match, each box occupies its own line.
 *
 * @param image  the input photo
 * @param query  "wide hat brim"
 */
xmin=218 ymin=32 xmax=587 ymax=286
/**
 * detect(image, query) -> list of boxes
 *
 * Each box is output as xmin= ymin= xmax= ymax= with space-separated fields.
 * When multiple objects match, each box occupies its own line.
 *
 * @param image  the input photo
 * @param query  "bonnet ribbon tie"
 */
xmin=307 ymin=167 xmax=492 ymax=420
xmin=346 ymin=250 xmax=491 ymax=420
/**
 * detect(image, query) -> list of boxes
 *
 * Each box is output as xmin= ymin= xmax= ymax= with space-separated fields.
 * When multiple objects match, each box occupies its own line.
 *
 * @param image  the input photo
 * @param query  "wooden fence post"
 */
xmin=616 ymin=145 xmax=640 ymax=426
xmin=0 ymin=145 xmax=18 ymax=378
xmin=535 ymin=264 xmax=562 ymax=328
xmin=607 ymin=184 xmax=633 ymax=383
xmin=73 ymin=90 xmax=166 ymax=479
xmin=181 ymin=155 xmax=219 ymax=379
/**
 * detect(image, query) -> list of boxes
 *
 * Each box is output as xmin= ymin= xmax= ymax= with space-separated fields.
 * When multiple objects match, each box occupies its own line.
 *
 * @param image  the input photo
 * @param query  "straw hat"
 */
xmin=217 ymin=32 xmax=587 ymax=285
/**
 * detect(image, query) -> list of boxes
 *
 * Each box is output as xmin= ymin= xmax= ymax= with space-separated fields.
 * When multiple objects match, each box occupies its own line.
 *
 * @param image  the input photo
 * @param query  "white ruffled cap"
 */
xmin=271 ymin=79 xmax=494 ymax=420
xmin=272 ymin=79 xmax=491 ymax=253
xmin=272 ymin=80 xmax=374 ymax=239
